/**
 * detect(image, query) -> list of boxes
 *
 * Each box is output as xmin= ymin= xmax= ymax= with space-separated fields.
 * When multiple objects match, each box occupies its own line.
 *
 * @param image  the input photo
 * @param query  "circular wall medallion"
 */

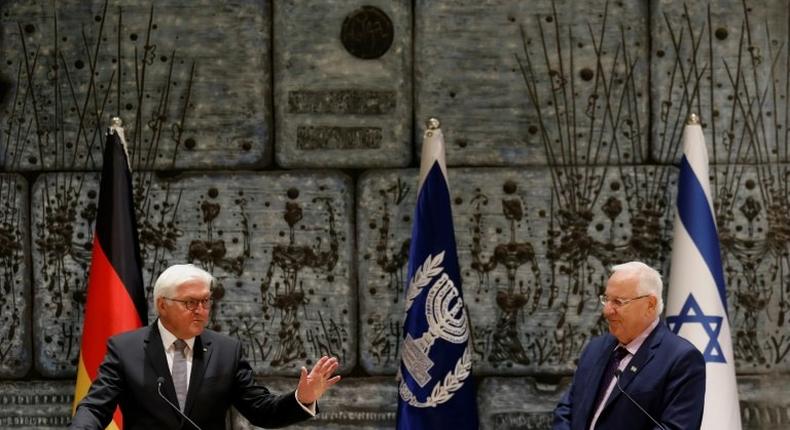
xmin=341 ymin=6 xmax=394 ymax=60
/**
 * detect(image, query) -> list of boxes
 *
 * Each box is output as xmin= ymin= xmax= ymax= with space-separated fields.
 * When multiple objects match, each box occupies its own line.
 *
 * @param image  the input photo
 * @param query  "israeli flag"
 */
xmin=396 ymin=119 xmax=478 ymax=429
xmin=665 ymin=114 xmax=741 ymax=429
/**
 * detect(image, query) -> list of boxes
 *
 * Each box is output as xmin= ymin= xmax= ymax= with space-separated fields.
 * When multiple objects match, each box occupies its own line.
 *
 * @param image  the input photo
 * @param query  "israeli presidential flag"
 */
xmin=665 ymin=114 xmax=741 ymax=429
xmin=396 ymin=119 xmax=478 ymax=429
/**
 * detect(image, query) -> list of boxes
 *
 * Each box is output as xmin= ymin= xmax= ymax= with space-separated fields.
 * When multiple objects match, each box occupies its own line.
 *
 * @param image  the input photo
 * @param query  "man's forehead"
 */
xmin=606 ymin=271 xmax=638 ymax=290
xmin=174 ymin=280 xmax=210 ymax=295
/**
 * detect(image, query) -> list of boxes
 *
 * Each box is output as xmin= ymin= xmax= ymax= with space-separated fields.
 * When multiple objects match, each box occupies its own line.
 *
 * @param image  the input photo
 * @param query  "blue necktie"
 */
xmin=592 ymin=346 xmax=629 ymax=414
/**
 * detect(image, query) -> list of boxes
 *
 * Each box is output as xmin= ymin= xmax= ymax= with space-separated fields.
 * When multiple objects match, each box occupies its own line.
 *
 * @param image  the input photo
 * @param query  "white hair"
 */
xmin=153 ymin=264 xmax=214 ymax=315
xmin=610 ymin=261 xmax=664 ymax=315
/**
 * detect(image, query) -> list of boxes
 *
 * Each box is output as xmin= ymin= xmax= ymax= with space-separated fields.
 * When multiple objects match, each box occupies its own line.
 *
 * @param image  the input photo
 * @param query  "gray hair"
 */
xmin=610 ymin=261 xmax=664 ymax=315
xmin=153 ymin=264 xmax=214 ymax=315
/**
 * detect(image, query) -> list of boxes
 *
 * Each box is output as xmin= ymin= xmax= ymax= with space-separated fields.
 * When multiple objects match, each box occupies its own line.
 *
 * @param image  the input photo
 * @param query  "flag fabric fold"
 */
xmin=73 ymin=122 xmax=147 ymax=430
xmin=665 ymin=115 xmax=741 ymax=430
xmin=396 ymin=120 xmax=478 ymax=429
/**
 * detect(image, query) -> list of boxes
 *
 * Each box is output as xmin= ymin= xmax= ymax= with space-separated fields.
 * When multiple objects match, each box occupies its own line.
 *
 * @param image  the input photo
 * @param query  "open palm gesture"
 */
xmin=296 ymin=356 xmax=341 ymax=405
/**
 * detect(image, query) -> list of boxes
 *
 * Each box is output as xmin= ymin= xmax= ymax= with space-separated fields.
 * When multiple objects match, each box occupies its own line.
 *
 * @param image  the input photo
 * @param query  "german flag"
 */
xmin=72 ymin=120 xmax=147 ymax=429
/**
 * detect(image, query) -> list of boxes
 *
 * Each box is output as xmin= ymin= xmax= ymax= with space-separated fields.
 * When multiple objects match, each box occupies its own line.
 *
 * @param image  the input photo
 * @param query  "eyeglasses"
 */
xmin=164 ymin=297 xmax=213 ymax=311
xmin=599 ymin=294 xmax=649 ymax=308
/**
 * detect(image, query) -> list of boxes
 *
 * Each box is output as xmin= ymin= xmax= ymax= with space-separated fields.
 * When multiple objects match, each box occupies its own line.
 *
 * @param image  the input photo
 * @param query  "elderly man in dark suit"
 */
xmin=71 ymin=264 xmax=340 ymax=429
xmin=553 ymin=261 xmax=705 ymax=430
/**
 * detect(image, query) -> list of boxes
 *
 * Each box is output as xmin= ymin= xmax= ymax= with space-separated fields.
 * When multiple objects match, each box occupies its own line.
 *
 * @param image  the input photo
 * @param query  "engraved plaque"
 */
xmin=32 ymin=171 xmax=356 ymax=376
xmin=1 ymin=0 xmax=273 ymax=171
xmin=651 ymin=0 xmax=789 ymax=163
xmin=341 ymin=6 xmax=394 ymax=60
xmin=232 ymin=377 xmax=397 ymax=429
xmin=274 ymin=0 xmax=411 ymax=168
xmin=358 ymin=166 xmax=676 ymax=375
xmin=478 ymin=377 xmax=568 ymax=430
xmin=0 ymin=381 xmax=73 ymax=429
xmin=0 ymin=174 xmax=32 ymax=378
xmin=415 ymin=0 xmax=649 ymax=166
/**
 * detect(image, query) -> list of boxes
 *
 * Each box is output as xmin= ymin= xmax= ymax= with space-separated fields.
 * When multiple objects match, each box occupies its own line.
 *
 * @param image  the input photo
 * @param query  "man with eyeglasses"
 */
xmin=71 ymin=264 xmax=341 ymax=429
xmin=553 ymin=261 xmax=705 ymax=430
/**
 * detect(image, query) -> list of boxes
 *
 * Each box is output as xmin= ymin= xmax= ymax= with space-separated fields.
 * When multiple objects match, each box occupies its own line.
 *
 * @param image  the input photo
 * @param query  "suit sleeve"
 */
xmin=69 ymin=338 xmax=125 ymax=430
xmin=553 ymin=384 xmax=573 ymax=430
xmin=658 ymin=347 xmax=706 ymax=430
xmin=553 ymin=342 xmax=593 ymax=430
xmin=231 ymin=342 xmax=313 ymax=428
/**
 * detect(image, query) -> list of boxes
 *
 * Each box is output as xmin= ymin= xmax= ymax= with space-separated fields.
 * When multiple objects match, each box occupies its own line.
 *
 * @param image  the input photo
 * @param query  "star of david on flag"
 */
xmin=665 ymin=114 xmax=741 ymax=430
xmin=396 ymin=118 xmax=478 ymax=430
xmin=666 ymin=294 xmax=724 ymax=363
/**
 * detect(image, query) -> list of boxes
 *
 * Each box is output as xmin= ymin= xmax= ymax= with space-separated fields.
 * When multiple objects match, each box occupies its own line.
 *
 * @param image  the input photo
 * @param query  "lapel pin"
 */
xmin=203 ymin=347 xmax=208 ymax=352
xmin=630 ymin=365 xmax=638 ymax=372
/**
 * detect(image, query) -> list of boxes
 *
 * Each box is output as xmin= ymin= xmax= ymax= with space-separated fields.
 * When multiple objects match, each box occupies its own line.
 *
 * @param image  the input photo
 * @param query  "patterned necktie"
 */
xmin=172 ymin=339 xmax=188 ymax=410
xmin=592 ymin=346 xmax=629 ymax=414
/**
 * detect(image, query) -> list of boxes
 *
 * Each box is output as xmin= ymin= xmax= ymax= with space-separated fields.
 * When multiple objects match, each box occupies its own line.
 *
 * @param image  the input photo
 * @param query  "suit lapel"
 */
xmin=579 ymin=336 xmax=619 ymax=420
xmin=604 ymin=322 xmax=665 ymax=408
xmin=183 ymin=332 xmax=214 ymax=415
xmin=144 ymin=321 xmax=179 ymax=405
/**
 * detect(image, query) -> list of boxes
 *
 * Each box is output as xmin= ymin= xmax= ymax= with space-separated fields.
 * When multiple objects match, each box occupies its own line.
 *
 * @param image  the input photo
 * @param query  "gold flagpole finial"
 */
xmin=426 ymin=117 xmax=441 ymax=130
xmin=111 ymin=117 xmax=123 ymax=127
xmin=686 ymin=113 xmax=700 ymax=125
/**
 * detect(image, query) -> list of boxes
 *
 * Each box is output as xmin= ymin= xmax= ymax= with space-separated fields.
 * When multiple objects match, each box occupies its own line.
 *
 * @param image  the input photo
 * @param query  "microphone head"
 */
xmin=614 ymin=369 xmax=623 ymax=378
xmin=157 ymin=376 xmax=166 ymax=386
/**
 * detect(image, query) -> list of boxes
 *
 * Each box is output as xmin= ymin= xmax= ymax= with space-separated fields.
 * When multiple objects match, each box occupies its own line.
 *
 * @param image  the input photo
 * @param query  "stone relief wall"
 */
xmin=1 ymin=0 xmax=789 ymax=428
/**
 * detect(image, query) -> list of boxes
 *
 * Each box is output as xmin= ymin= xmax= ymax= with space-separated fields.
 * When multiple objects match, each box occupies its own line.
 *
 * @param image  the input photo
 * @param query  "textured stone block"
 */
xmin=358 ymin=166 xmax=676 ymax=375
xmin=232 ymin=377 xmax=397 ymax=429
xmin=32 ymin=171 xmax=356 ymax=377
xmin=415 ymin=0 xmax=649 ymax=166
xmin=274 ymin=0 xmax=411 ymax=168
xmin=1 ymin=0 xmax=272 ymax=171
xmin=478 ymin=377 xmax=568 ymax=430
xmin=710 ymin=165 xmax=790 ymax=373
xmin=739 ymin=374 xmax=790 ymax=429
xmin=651 ymin=0 xmax=790 ymax=163
xmin=31 ymin=172 xmax=99 ymax=377
xmin=0 ymin=380 xmax=73 ymax=429
xmin=0 ymin=174 xmax=32 ymax=378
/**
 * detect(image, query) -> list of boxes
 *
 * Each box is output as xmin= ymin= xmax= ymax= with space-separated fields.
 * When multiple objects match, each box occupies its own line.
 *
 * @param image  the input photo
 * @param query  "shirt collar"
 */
xmin=621 ymin=317 xmax=660 ymax=355
xmin=157 ymin=319 xmax=195 ymax=351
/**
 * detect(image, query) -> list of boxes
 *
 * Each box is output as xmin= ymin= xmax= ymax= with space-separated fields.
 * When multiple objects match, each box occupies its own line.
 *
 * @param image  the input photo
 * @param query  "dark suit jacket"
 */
xmin=71 ymin=322 xmax=312 ymax=429
xmin=553 ymin=322 xmax=705 ymax=430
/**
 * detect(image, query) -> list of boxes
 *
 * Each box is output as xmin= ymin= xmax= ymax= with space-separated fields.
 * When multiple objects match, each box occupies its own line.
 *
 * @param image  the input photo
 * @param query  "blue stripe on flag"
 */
xmin=676 ymin=156 xmax=728 ymax=312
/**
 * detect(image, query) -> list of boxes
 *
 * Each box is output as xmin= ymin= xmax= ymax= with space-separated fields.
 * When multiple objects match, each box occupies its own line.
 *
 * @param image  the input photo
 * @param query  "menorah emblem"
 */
xmin=401 ymin=273 xmax=468 ymax=387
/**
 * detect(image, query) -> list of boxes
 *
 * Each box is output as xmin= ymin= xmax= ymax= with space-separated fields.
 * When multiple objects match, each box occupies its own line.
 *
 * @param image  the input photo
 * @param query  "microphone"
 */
xmin=156 ymin=376 xmax=203 ymax=430
xmin=613 ymin=370 xmax=667 ymax=430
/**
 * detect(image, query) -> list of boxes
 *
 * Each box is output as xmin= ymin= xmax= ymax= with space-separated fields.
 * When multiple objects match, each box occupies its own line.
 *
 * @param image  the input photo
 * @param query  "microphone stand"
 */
xmin=157 ymin=377 xmax=204 ymax=430
xmin=613 ymin=370 xmax=667 ymax=430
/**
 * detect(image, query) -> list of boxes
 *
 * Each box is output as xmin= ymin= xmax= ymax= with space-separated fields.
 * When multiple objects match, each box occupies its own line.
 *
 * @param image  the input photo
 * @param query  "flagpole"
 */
xmin=666 ymin=113 xmax=741 ymax=430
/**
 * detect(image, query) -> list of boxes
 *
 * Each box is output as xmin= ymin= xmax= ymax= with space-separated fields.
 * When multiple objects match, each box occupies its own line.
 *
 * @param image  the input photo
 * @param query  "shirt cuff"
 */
xmin=294 ymin=390 xmax=317 ymax=416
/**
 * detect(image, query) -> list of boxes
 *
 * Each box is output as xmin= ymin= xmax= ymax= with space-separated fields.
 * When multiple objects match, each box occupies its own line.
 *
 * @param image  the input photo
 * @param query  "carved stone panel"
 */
xmin=0 ymin=381 xmax=73 ymax=429
xmin=478 ymin=377 xmax=568 ymax=430
xmin=231 ymin=377 xmax=397 ymax=429
xmin=274 ymin=0 xmax=411 ymax=168
xmin=0 ymin=174 xmax=31 ymax=378
xmin=1 ymin=0 xmax=273 ymax=171
xmin=709 ymin=165 xmax=790 ymax=373
xmin=358 ymin=166 xmax=676 ymax=375
xmin=415 ymin=0 xmax=649 ymax=166
xmin=739 ymin=374 xmax=790 ymax=429
xmin=651 ymin=0 xmax=790 ymax=164
xmin=32 ymin=171 xmax=355 ymax=377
